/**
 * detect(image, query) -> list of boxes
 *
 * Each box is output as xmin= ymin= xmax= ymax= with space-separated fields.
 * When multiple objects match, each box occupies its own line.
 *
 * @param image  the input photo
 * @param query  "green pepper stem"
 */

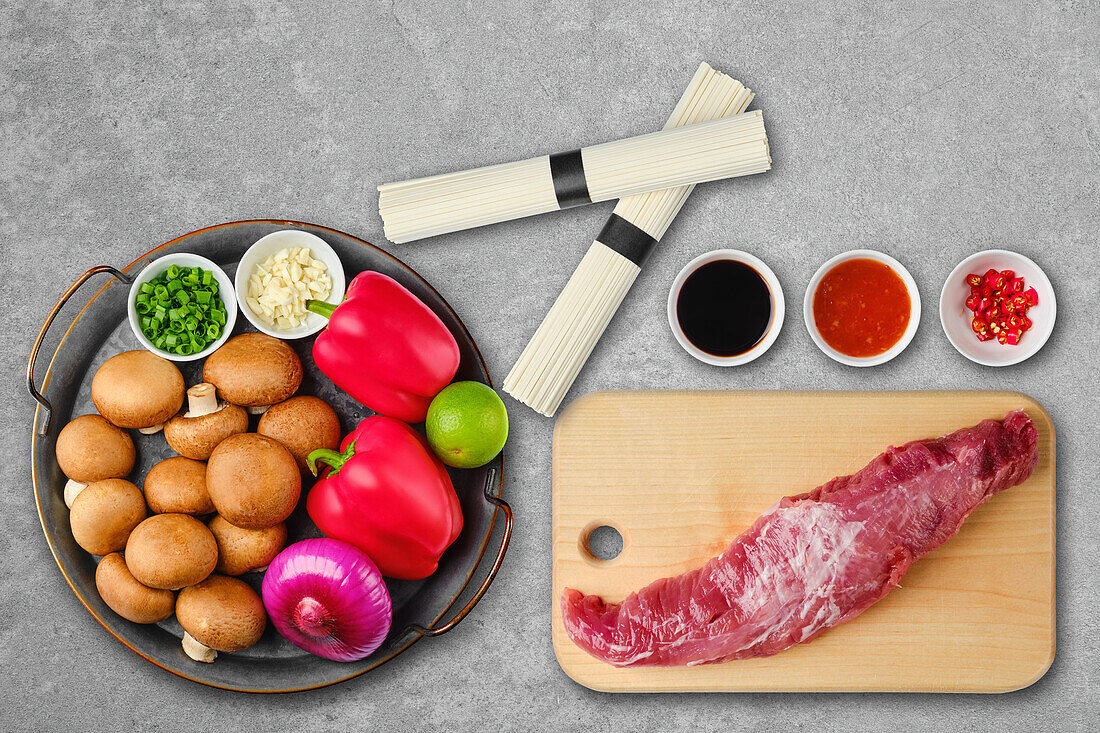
xmin=306 ymin=441 xmax=357 ymax=477
xmin=306 ymin=299 xmax=338 ymax=319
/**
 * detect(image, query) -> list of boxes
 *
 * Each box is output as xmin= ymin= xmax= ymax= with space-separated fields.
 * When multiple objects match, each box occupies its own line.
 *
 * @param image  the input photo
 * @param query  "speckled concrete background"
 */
xmin=2 ymin=1 xmax=1097 ymax=731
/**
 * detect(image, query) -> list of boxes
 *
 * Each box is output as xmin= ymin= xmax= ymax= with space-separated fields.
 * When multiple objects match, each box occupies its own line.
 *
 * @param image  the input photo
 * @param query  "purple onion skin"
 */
xmin=262 ymin=538 xmax=393 ymax=662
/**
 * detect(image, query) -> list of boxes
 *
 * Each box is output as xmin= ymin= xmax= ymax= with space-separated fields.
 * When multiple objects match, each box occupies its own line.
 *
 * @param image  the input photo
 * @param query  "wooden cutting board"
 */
xmin=551 ymin=391 xmax=1055 ymax=693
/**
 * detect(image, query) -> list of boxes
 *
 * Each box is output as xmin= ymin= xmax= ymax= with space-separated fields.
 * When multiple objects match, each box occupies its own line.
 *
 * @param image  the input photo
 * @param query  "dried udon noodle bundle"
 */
xmin=377 ymin=88 xmax=769 ymax=244
xmin=504 ymin=64 xmax=758 ymax=416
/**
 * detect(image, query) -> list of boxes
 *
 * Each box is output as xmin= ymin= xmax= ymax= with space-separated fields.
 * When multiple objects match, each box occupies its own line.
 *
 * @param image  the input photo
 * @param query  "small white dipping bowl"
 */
xmin=235 ymin=229 xmax=346 ymax=339
xmin=127 ymin=253 xmax=237 ymax=362
xmin=803 ymin=249 xmax=921 ymax=367
xmin=939 ymin=249 xmax=1055 ymax=367
xmin=667 ymin=249 xmax=785 ymax=367
xmin=129 ymin=253 xmax=239 ymax=360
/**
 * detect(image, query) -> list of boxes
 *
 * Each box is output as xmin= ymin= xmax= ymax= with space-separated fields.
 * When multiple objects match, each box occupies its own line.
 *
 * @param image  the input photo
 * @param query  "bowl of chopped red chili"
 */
xmin=939 ymin=249 xmax=1056 ymax=367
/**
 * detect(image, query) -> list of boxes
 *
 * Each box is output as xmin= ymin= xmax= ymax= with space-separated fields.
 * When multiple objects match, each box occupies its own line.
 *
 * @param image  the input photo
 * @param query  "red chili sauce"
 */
xmin=812 ymin=258 xmax=910 ymax=358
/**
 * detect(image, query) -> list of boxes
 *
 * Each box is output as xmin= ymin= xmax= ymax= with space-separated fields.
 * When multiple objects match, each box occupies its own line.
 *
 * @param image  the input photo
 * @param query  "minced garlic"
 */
xmin=246 ymin=247 xmax=332 ymax=330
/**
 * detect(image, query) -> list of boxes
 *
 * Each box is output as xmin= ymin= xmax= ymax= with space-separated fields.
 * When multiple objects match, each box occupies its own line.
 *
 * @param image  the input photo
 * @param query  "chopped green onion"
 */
xmin=137 ymin=263 xmax=227 ymax=355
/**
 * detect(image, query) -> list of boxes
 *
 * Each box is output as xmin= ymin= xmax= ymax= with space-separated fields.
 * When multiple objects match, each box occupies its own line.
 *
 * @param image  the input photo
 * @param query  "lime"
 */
xmin=425 ymin=381 xmax=508 ymax=469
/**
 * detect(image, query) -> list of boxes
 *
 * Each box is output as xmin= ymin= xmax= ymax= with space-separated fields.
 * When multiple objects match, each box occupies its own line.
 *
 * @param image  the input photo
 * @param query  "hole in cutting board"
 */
xmin=584 ymin=525 xmax=623 ymax=561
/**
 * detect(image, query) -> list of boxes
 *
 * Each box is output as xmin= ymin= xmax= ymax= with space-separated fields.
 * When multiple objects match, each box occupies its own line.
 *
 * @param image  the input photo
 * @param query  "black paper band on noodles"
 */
xmin=596 ymin=214 xmax=658 ymax=267
xmin=548 ymin=149 xmax=592 ymax=209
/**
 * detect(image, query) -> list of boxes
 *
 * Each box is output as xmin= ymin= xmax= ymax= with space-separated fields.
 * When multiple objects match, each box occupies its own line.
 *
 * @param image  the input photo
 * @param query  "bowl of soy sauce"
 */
xmin=667 ymin=249 xmax=785 ymax=366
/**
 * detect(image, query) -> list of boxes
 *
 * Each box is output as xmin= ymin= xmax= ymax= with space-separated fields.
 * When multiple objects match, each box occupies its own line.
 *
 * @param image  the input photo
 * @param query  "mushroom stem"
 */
xmin=182 ymin=632 xmax=217 ymax=663
xmin=137 ymin=422 xmax=165 ymax=435
xmin=246 ymin=404 xmax=271 ymax=415
xmin=64 ymin=479 xmax=88 ymax=508
xmin=186 ymin=383 xmax=220 ymax=418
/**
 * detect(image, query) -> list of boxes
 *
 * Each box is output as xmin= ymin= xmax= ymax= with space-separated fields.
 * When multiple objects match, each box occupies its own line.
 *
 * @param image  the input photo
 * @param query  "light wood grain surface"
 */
xmin=551 ymin=391 xmax=1055 ymax=693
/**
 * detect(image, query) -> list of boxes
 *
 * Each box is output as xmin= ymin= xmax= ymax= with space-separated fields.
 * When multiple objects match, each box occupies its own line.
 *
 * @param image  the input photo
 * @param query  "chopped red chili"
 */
xmin=963 ymin=270 xmax=1037 ymax=347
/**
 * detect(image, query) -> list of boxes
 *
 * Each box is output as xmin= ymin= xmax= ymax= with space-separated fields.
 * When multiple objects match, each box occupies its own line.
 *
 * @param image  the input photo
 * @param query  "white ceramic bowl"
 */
xmin=939 ymin=249 xmax=1055 ymax=367
xmin=803 ymin=249 xmax=921 ymax=367
xmin=234 ymin=229 xmax=346 ymax=339
xmin=667 ymin=249 xmax=785 ymax=366
xmin=127 ymin=253 xmax=237 ymax=362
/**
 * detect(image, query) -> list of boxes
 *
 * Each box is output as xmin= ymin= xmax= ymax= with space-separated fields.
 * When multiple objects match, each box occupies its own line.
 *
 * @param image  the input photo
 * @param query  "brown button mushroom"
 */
xmin=202 ymin=333 xmax=302 ymax=414
xmin=163 ymin=383 xmax=249 ymax=460
xmin=55 ymin=414 xmax=136 ymax=507
xmin=124 ymin=514 xmax=218 ymax=590
xmin=205 ymin=433 xmax=300 ymax=529
xmin=144 ymin=456 xmax=215 ymax=515
xmin=95 ymin=552 xmax=175 ymax=624
xmin=256 ymin=396 xmax=342 ymax=473
xmin=208 ymin=516 xmax=286 ymax=575
xmin=92 ymin=350 xmax=185 ymax=433
xmin=176 ymin=575 xmax=267 ymax=661
xmin=69 ymin=479 xmax=147 ymax=555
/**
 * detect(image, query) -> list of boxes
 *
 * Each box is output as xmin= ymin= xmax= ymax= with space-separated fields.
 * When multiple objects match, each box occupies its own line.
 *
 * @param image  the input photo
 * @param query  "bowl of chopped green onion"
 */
xmin=127 ymin=253 xmax=237 ymax=361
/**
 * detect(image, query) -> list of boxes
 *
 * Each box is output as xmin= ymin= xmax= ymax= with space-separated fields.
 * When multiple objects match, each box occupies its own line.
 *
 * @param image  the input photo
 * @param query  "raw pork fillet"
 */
xmin=561 ymin=410 xmax=1039 ymax=666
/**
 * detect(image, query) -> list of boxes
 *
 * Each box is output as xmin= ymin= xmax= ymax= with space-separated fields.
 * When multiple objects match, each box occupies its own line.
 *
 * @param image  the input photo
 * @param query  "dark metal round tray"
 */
xmin=26 ymin=220 xmax=511 ymax=693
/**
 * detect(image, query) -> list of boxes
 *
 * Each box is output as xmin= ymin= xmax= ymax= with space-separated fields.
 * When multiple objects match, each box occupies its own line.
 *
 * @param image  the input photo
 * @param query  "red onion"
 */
xmin=261 ymin=538 xmax=392 ymax=662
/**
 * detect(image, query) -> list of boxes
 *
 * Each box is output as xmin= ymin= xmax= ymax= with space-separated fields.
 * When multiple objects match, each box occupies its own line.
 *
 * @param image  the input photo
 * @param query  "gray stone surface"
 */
xmin=2 ymin=1 xmax=1097 ymax=730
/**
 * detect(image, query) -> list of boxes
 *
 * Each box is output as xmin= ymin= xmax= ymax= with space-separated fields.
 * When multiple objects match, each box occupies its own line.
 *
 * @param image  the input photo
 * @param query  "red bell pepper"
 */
xmin=306 ymin=415 xmax=462 ymax=580
xmin=308 ymin=271 xmax=460 ymax=423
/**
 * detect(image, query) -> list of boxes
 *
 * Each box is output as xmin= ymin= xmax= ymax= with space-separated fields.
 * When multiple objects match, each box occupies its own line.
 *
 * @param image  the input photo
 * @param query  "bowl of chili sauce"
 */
xmin=804 ymin=250 xmax=921 ymax=367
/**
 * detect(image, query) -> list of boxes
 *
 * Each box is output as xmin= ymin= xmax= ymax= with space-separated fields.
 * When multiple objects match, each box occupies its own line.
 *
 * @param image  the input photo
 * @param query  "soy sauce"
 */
xmin=676 ymin=259 xmax=772 ymax=357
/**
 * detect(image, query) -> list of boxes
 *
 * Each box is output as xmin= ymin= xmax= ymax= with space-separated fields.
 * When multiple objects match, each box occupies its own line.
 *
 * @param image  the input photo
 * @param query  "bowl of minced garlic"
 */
xmin=234 ymin=230 xmax=346 ymax=339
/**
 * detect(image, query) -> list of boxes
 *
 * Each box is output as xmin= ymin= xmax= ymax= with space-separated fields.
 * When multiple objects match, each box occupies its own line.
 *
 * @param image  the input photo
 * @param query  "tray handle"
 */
xmin=28 ymin=265 xmax=133 ymax=435
xmin=404 ymin=466 xmax=513 ymax=638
